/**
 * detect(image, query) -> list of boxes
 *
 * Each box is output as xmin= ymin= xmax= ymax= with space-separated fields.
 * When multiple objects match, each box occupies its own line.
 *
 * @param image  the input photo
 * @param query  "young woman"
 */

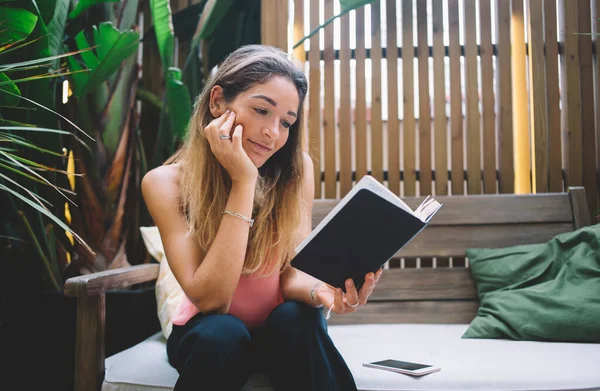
xmin=142 ymin=45 xmax=383 ymax=391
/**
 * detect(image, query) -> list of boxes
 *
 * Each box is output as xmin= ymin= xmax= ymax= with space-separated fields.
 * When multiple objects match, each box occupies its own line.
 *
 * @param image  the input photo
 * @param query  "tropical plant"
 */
xmin=1 ymin=0 xmax=263 ymax=293
xmin=0 ymin=0 xmax=93 ymax=292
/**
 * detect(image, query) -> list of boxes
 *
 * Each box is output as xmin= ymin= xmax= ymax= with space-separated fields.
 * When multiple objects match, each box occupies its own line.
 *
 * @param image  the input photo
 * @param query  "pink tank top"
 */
xmin=172 ymin=269 xmax=284 ymax=329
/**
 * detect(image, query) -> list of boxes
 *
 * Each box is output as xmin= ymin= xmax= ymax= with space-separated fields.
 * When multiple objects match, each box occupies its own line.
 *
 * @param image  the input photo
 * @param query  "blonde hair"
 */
xmin=165 ymin=45 xmax=308 ymax=275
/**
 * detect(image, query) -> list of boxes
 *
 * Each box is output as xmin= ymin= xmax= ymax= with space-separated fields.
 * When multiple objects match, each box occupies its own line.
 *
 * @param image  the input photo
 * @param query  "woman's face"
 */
xmin=220 ymin=76 xmax=300 ymax=168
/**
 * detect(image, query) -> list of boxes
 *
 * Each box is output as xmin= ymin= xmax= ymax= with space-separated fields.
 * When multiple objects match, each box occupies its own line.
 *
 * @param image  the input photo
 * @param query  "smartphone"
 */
xmin=363 ymin=359 xmax=441 ymax=377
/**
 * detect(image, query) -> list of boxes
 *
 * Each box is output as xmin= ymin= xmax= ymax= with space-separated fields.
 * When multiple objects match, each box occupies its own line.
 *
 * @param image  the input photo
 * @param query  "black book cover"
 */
xmin=291 ymin=188 xmax=427 ymax=291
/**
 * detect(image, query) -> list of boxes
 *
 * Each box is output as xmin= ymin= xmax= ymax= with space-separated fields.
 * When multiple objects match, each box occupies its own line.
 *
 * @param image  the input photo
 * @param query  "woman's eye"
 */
xmin=254 ymin=108 xmax=267 ymax=115
xmin=281 ymin=121 xmax=291 ymax=129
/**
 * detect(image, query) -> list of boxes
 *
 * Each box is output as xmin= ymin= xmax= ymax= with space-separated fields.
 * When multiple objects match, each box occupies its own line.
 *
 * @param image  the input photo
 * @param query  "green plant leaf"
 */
xmin=66 ymin=21 xmax=139 ymax=98
xmin=0 ymin=89 xmax=94 ymax=141
xmin=0 ymin=7 xmax=38 ymax=45
xmin=293 ymin=0 xmax=376 ymax=49
xmin=0 ymin=72 xmax=21 ymax=106
xmin=1 ymin=126 xmax=89 ymax=148
xmin=195 ymin=0 xmax=233 ymax=41
xmin=150 ymin=0 xmax=174 ymax=69
xmin=166 ymin=67 xmax=191 ymax=143
xmin=68 ymin=0 xmax=119 ymax=19
xmin=47 ymin=0 xmax=69 ymax=58
xmin=0 ymin=181 xmax=94 ymax=254
xmin=0 ymin=48 xmax=91 ymax=72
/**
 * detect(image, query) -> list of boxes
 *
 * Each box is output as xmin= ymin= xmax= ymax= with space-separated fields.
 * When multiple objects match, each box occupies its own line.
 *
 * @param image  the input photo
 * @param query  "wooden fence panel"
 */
xmin=402 ymin=0 xmax=416 ymax=196
xmin=386 ymin=0 xmax=400 ymax=196
xmin=578 ymin=0 xmax=599 ymax=218
xmin=276 ymin=0 xmax=598 ymax=223
xmin=371 ymin=1 xmax=384 ymax=183
xmin=496 ymin=0 xmax=514 ymax=194
xmin=324 ymin=0 xmax=336 ymax=198
xmin=432 ymin=0 xmax=447 ymax=196
xmin=512 ymin=0 xmax=530 ymax=194
xmin=308 ymin=1 xmax=322 ymax=197
xmin=559 ymin=0 xmax=583 ymax=188
xmin=355 ymin=6 xmax=368 ymax=182
xmin=528 ymin=0 xmax=549 ymax=193
xmin=417 ymin=0 xmax=432 ymax=196
xmin=448 ymin=0 xmax=463 ymax=195
xmin=463 ymin=0 xmax=481 ymax=194
xmin=339 ymin=11 xmax=352 ymax=197
xmin=480 ymin=0 xmax=496 ymax=194
xmin=544 ymin=0 xmax=562 ymax=193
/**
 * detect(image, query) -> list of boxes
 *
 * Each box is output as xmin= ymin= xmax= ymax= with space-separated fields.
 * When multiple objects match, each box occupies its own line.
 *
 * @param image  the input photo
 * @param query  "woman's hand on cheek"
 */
xmin=205 ymin=111 xmax=258 ymax=184
xmin=315 ymin=268 xmax=382 ymax=315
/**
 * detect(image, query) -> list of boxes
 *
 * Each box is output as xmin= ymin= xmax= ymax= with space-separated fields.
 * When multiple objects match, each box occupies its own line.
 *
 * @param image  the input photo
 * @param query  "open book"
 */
xmin=291 ymin=175 xmax=443 ymax=291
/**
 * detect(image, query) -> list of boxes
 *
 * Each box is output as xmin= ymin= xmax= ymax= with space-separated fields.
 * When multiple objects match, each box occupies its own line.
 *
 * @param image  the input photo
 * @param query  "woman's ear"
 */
xmin=209 ymin=86 xmax=225 ymax=117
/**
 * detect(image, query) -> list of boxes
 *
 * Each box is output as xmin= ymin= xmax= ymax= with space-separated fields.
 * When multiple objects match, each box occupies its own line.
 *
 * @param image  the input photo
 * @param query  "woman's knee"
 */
xmin=266 ymin=301 xmax=325 ymax=335
xmin=186 ymin=314 xmax=251 ymax=356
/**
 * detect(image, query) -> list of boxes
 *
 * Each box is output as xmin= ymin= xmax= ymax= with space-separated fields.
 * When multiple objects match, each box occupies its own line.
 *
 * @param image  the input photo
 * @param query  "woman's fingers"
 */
xmin=218 ymin=111 xmax=236 ymax=139
xmin=359 ymin=269 xmax=382 ymax=304
xmin=231 ymin=124 xmax=243 ymax=147
xmin=334 ymin=287 xmax=344 ymax=312
xmin=344 ymin=279 xmax=360 ymax=310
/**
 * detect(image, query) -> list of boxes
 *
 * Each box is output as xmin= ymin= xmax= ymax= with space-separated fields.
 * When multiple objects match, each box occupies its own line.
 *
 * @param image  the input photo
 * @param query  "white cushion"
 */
xmin=139 ymin=226 xmax=185 ymax=340
xmin=103 ymin=324 xmax=600 ymax=391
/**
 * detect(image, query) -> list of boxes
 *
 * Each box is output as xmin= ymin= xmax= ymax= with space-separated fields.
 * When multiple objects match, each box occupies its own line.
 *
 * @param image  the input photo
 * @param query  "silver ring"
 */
xmin=346 ymin=299 xmax=359 ymax=308
xmin=219 ymin=134 xmax=231 ymax=140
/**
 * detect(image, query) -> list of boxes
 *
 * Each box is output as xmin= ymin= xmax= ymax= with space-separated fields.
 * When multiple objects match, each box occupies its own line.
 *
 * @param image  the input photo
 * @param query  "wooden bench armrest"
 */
xmin=64 ymin=264 xmax=159 ymax=298
xmin=64 ymin=264 xmax=159 ymax=391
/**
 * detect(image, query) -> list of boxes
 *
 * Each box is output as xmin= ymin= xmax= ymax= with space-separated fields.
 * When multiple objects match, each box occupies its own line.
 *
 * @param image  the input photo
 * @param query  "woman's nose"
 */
xmin=262 ymin=121 xmax=279 ymax=139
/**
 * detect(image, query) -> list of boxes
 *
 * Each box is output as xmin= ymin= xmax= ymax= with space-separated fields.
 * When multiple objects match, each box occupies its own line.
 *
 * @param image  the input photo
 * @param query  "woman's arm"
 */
xmin=142 ymin=112 xmax=257 ymax=314
xmin=280 ymin=152 xmax=382 ymax=313
xmin=280 ymin=152 xmax=322 ymax=307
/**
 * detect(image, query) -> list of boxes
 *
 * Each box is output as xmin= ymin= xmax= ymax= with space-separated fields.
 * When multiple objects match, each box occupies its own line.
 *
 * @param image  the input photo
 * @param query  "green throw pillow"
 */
xmin=463 ymin=224 xmax=600 ymax=343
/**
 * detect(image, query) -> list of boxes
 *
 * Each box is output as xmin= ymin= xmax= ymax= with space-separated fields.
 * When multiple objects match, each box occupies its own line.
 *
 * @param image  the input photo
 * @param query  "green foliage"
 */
xmin=0 ymin=7 xmax=38 ymax=44
xmin=150 ymin=0 xmax=175 ymax=69
xmin=66 ymin=22 xmax=140 ymax=98
xmin=293 ymin=0 xmax=376 ymax=49
xmin=166 ymin=67 xmax=192 ymax=141
xmin=0 ymin=0 xmax=94 ymax=291
xmin=68 ymin=0 xmax=118 ymax=19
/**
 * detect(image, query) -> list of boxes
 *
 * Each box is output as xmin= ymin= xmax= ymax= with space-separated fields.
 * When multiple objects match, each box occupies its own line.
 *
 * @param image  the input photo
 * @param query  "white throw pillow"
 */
xmin=139 ymin=226 xmax=185 ymax=339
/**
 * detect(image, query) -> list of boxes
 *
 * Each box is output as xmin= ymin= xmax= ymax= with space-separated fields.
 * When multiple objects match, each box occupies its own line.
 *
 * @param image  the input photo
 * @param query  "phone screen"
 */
xmin=371 ymin=359 xmax=431 ymax=371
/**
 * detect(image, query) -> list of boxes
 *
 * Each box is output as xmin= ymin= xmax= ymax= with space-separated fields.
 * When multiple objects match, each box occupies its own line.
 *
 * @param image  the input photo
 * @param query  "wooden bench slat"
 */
xmin=397 ymin=222 xmax=574 ymax=258
xmin=327 ymin=300 xmax=479 ymax=325
xmin=312 ymin=193 xmax=574 ymax=227
xmin=369 ymin=268 xmax=477 ymax=301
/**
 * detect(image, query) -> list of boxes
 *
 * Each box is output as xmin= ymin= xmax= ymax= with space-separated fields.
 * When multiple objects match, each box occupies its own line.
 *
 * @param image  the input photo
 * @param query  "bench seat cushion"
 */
xmin=102 ymin=324 xmax=600 ymax=391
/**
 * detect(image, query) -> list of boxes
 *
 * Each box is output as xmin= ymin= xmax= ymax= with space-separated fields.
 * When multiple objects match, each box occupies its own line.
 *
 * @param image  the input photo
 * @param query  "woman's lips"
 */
xmin=249 ymin=140 xmax=272 ymax=153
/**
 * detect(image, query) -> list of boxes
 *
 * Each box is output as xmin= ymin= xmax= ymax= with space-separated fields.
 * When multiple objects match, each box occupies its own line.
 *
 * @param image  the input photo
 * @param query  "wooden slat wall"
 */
xmin=432 ymin=0 xmax=446 ymax=196
xmin=339 ymin=10 xmax=352 ymax=197
xmin=370 ymin=2 xmax=384 ymax=183
xmin=308 ymin=1 xmax=321 ymax=198
xmin=496 ymin=0 xmax=514 ymax=194
xmin=528 ymin=0 xmax=549 ymax=193
xmin=324 ymin=0 xmax=336 ymax=198
xmin=577 ymin=0 xmax=599 ymax=223
xmin=448 ymin=0 xmax=463 ymax=196
xmin=480 ymin=0 xmax=495 ymax=194
xmin=544 ymin=0 xmax=562 ymax=193
xmin=355 ymin=7 xmax=368 ymax=183
xmin=386 ymin=0 xmax=400 ymax=196
xmin=417 ymin=0 xmax=432 ymax=196
xmin=280 ymin=0 xmax=598 ymax=220
xmin=402 ymin=0 xmax=416 ymax=196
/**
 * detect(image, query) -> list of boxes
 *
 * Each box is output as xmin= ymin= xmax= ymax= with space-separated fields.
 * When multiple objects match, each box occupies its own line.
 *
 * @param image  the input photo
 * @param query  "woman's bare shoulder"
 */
xmin=141 ymin=164 xmax=181 ymax=208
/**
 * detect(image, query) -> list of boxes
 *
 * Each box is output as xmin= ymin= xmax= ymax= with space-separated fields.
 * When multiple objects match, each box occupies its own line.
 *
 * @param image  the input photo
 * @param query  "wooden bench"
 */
xmin=65 ymin=187 xmax=598 ymax=391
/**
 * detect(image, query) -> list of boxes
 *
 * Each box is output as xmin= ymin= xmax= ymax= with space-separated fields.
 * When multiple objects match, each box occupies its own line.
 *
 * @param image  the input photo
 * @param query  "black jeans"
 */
xmin=166 ymin=301 xmax=357 ymax=391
